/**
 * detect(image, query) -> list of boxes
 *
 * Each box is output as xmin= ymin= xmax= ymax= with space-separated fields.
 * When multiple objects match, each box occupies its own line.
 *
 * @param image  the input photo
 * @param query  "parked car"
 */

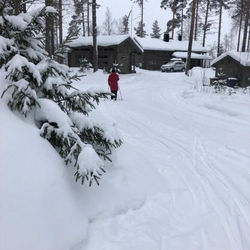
xmin=161 ymin=60 xmax=186 ymax=72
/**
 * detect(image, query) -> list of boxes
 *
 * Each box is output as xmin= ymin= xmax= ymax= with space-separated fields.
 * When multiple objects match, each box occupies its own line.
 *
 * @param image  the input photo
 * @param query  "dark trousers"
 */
xmin=111 ymin=91 xmax=117 ymax=100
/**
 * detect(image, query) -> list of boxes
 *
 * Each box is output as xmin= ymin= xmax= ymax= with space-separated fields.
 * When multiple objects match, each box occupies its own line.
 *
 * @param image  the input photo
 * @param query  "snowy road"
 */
xmin=73 ymin=69 xmax=250 ymax=250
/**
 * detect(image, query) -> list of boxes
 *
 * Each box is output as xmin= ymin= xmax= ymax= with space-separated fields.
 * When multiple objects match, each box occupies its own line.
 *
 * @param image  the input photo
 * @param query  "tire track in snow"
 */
xmin=194 ymin=140 xmax=250 ymax=250
xmin=141 ymin=118 xmax=248 ymax=249
xmin=114 ymin=94 xmax=249 ymax=249
xmin=82 ymin=71 xmax=250 ymax=250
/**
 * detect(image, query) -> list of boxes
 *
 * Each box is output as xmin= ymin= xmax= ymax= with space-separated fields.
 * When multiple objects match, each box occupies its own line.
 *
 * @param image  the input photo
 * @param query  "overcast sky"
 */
xmin=97 ymin=0 xmax=233 ymax=47
xmin=97 ymin=0 xmax=169 ymax=36
xmin=63 ymin=0 xmax=233 ymax=49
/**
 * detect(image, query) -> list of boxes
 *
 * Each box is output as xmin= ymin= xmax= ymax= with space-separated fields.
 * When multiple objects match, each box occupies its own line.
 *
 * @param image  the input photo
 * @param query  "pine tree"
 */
xmin=161 ymin=0 xmax=177 ymax=39
xmin=0 ymin=5 xmax=122 ymax=186
xmin=161 ymin=0 xmax=187 ymax=39
xmin=150 ymin=20 xmax=161 ymax=38
xmin=186 ymin=0 xmax=197 ymax=75
xmin=131 ymin=0 xmax=146 ymax=37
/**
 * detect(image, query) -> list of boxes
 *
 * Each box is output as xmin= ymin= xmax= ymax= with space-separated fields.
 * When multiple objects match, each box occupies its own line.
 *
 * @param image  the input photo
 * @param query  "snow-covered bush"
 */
xmin=213 ymin=72 xmax=227 ymax=94
xmin=0 ymin=6 xmax=122 ymax=186
xmin=79 ymin=57 xmax=92 ymax=72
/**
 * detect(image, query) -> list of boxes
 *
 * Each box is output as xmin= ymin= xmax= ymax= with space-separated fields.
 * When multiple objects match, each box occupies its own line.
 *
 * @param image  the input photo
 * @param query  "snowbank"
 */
xmin=0 ymin=72 xmax=88 ymax=249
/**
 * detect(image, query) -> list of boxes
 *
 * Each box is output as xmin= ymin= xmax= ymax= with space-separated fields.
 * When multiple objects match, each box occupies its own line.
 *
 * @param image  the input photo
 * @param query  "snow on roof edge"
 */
xmin=68 ymin=35 xmax=144 ymax=53
xmin=134 ymin=36 xmax=207 ymax=53
xmin=211 ymin=52 xmax=250 ymax=67
xmin=173 ymin=52 xmax=212 ymax=60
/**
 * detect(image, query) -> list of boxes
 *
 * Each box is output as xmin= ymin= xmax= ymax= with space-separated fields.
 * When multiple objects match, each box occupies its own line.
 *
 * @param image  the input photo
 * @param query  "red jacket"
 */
xmin=108 ymin=72 xmax=119 ymax=91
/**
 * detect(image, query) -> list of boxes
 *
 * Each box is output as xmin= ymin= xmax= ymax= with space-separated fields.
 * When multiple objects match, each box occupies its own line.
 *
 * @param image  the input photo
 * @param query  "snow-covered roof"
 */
xmin=211 ymin=52 xmax=250 ymax=67
xmin=134 ymin=37 xmax=207 ymax=53
xmin=68 ymin=35 xmax=144 ymax=52
xmin=173 ymin=52 xmax=212 ymax=60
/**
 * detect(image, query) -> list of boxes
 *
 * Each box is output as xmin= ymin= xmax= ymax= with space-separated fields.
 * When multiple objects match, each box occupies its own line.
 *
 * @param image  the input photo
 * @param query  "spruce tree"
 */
xmin=0 ymin=5 xmax=122 ymax=186
xmin=150 ymin=20 xmax=161 ymax=38
xmin=67 ymin=0 xmax=82 ymax=37
xmin=121 ymin=15 xmax=129 ymax=34
xmin=161 ymin=0 xmax=187 ymax=39
xmin=134 ymin=22 xmax=147 ymax=37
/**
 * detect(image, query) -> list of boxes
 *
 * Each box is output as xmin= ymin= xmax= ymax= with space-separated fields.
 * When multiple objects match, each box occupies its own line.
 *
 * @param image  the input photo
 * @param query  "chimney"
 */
xmin=163 ymin=32 xmax=170 ymax=42
xmin=178 ymin=34 xmax=182 ymax=41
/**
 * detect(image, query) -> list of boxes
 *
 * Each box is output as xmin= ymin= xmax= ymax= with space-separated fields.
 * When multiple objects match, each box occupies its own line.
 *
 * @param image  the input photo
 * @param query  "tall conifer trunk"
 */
xmin=247 ymin=27 xmax=250 ymax=51
xmin=58 ymin=0 xmax=63 ymax=45
xmin=237 ymin=0 xmax=243 ymax=52
xmin=172 ymin=0 xmax=177 ymax=39
xmin=58 ymin=0 xmax=63 ymax=62
xmin=87 ymin=0 xmax=90 ymax=36
xmin=194 ymin=0 xmax=199 ymax=41
xmin=217 ymin=1 xmax=223 ymax=57
xmin=181 ymin=0 xmax=184 ymax=36
xmin=242 ymin=0 xmax=250 ymax=52
xmin=45 ymin=0 xmax=54 ymax=57
xmin=141 ymin=0 xmax=144 ymax=37
xmin=92 ymin=0 xmax=98 ymax=72
xmin=82 ymin=2 xmax=85 ymax=36
xmin=186 ymin=0 xmax=197 ymax=75
xmin=202 ymin=0 xmax=209 ymax=46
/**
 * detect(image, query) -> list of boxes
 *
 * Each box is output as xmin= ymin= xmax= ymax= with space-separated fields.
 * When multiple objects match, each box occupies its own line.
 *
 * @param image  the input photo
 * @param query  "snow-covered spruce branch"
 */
xmin=54 ymin=27 xmax=81 ymax=59
xmin=78 ymin=126 xmax=122 ymax=162
xmin=1 ymin=80 xmax=39 ymax=116
xmin=55 ymin=91 xmax=110 ymax=115
xmin=40 ymin=121 xmax=106 ymax=186
xmin=0 ymin=6 xmax=122 ymax=186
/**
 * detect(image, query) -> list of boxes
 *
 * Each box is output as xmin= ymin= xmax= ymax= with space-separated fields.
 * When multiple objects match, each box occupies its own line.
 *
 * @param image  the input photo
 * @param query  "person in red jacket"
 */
xmin=108 ymin=68 xmax=119 ymax=101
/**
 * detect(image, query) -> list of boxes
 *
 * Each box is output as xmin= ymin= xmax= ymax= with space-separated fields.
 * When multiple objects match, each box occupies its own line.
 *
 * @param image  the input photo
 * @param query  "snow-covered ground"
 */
xmin=1 ymin=68 xmax=250 ymax=250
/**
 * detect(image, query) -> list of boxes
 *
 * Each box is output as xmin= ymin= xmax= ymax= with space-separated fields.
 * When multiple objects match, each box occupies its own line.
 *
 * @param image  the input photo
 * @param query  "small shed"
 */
xmin=211 ymin=52 xmax=250 ymax=87
xmin=67 ymin=35 xmax=143 ymax=74
xmin=134 ymin=37 xmax=209 ymax=70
